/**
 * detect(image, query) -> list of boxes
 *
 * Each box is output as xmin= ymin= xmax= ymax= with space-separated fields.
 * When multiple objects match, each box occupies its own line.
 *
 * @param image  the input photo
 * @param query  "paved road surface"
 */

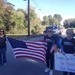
xmin=0 ymin=37 xmax=63 ymax=75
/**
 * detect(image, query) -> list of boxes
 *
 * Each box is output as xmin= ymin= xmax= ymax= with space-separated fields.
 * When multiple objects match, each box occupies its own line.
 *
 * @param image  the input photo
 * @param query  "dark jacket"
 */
xmin=44 ymin=35 xmax=56 ymax=53
xmin=0 ymin=36 xmax=6 ymax=48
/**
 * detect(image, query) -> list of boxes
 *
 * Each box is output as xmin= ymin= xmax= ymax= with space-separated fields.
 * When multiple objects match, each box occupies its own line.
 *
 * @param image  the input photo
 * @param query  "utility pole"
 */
xmin=28 ymin=0 xmax=30 ymax=36
xmin=24 ymin=0 xmax=30 ymax=36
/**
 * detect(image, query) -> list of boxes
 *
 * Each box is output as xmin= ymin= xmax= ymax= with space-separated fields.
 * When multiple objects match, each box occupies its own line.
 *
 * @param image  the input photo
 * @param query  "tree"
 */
xmin=42 ymin=16 xmax=49 ymax=25
xmin=53 ymin=14 xmax=62 ymax=26
xmin=54 ymin=14 xmax=62 ymax=21
xmin=63 ymin=18 xmax=75 ymax=28
xmin=25 ymin=7 xmax=37 ymax=21
xmin=3 ymin=2 xmax=14 ymax=31
xmin=25 ymin=7 xmax=42 ymax=34
xmin=0 ymin=0 xmax=6 ymax=29
xmin=48 ymin=15 xmax=53 ymax=25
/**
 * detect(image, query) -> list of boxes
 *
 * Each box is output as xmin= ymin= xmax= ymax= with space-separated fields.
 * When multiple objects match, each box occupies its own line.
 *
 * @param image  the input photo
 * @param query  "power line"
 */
xmin=32 ymin=0 xmax=56 ymax=16
xmin=31 ymin=0 xmax=46 ymax=15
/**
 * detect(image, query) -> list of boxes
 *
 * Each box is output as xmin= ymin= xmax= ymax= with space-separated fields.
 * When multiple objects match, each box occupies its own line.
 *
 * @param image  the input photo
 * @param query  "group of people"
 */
xmin=0 ymin=27 xmax=75 ymax=75
xmin=43 ymin=27 xmax=75 ymax=75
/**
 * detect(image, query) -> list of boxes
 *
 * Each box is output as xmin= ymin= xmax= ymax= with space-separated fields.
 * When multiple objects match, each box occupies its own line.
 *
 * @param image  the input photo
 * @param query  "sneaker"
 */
xmin=49 ymin=70 xmax=53 ymax=75
xmin=45 ymin=68 xmax=50 ymax=72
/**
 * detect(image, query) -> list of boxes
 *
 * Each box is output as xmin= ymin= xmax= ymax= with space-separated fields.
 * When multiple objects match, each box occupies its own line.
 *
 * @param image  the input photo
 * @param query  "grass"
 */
xmin=6 ymin=34 xmax=43 ymax=40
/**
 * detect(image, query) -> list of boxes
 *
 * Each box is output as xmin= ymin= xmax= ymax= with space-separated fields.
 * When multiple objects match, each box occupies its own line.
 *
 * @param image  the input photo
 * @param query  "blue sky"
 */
xmin=7 ymin=0 xmax=75 ymax=23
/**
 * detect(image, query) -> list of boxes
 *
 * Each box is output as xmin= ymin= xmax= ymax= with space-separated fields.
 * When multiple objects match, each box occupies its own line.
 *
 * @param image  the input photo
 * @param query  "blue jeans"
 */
xmin=46 ymin=52 xmax=54 ymax=69
xmin=0 ymin=47 xmax=7 ymax=65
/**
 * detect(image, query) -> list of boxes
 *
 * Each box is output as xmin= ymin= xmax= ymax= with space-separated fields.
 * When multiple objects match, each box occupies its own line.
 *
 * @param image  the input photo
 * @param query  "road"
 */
xmin=0 ymin=37 xmax=63 ymax=75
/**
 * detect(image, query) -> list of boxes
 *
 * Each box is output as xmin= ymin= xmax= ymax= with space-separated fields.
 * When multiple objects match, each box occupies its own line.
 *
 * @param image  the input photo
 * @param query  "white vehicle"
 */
xmin=46 ymin=25 xmax=61 ymax=34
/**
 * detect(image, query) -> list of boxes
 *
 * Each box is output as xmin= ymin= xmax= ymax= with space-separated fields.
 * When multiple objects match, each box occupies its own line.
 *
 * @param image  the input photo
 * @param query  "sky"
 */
xmin=7 ymin=0 xmax=75 ymax=24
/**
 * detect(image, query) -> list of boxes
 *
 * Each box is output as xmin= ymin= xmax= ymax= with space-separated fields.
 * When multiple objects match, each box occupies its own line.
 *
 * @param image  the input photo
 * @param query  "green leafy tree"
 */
xmin=48 ymin=15 xmax=53 ymax=25
xmin=3 ymin=4 xmax=13 ymax=31
xmin=53 ymin=14 xmax=62 ymax=26
xmin=42 ymin=16 xmax=49 ymax=25
xmin=63 ymin=18 xmax=75 ymax=28
xmin=0 ymin=0 xmax=6 ymax=29
xmin=25 ymin=7 xmax=41 ymax=34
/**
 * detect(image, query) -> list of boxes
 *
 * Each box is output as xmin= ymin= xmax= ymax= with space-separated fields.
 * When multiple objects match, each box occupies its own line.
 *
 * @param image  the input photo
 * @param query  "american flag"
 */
xmin=7 ymin=37 xmax=47 ymax=63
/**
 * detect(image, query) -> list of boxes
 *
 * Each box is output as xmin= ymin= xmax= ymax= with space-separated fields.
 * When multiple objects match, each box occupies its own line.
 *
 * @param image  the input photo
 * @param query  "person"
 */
xmin=44 ymin=28 xmax=57 ymax=75
xmin=43 ymin=30 xmax=47 ymax=40
xmin=54 ymin=32 xmax=63 ymax=52
xmin=61 ymin=28 xmax=75 ymax=75
xmin=0 ymin=29 xmax=7 ymax=66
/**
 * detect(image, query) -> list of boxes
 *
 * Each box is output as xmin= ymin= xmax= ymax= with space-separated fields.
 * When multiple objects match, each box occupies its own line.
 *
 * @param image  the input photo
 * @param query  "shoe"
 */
xmin=49 ymin=70 xmax=53 ymax=75
xmin=45 ymin=68 xmax=50 ymax=72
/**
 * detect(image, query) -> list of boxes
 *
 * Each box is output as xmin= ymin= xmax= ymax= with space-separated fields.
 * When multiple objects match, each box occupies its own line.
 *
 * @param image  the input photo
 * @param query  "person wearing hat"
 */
xmin=0 ymin=29 xmax=7 ymax=66
xmin=61 ymin=28 xmax=75 ymax=75
xmin=44 ymin=28 xmax=57 ymax=75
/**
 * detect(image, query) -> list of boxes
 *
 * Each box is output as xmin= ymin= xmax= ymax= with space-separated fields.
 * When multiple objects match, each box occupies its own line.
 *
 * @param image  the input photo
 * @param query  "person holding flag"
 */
xmin=44 ymin=27 xmax=57 ymax=75
xmin=0 ymin=29 xmax=7 ymax=66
